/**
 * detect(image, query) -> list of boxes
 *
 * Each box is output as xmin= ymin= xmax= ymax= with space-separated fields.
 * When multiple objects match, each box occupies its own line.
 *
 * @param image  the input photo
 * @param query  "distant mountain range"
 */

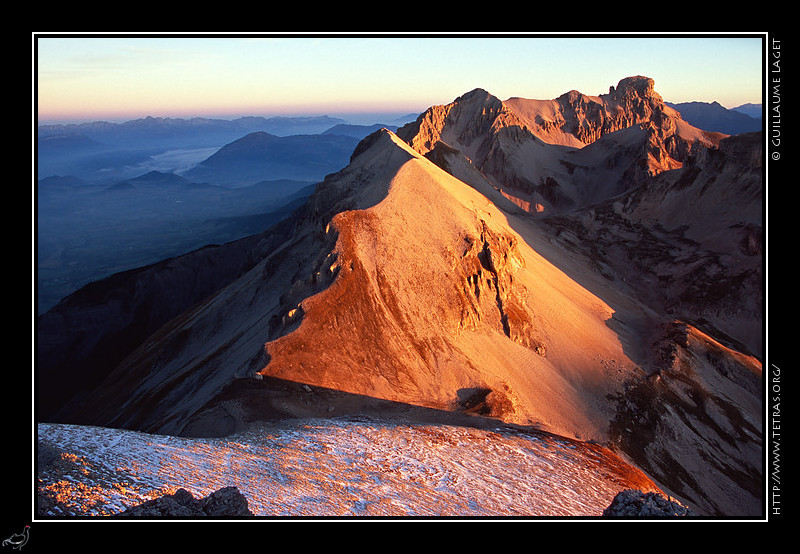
xmin=730 ymin=103 xmax=762 ymax=119
xmin=37 ymin=113 xmax=418 ymax=151
xmin=322 ymin=122 xmax=400 ymax=138
xmin=666 ymin=101 xmax=762 ymax=135
xmin=37 ymin=114 xmax=351 ymax=146
xmin=36 ymin=170 xmax=314 ymax=313
xmin=181 ymin=131 xmax=361 ymax=186
xmin=36 ymin=114 xmax=417 ymax=183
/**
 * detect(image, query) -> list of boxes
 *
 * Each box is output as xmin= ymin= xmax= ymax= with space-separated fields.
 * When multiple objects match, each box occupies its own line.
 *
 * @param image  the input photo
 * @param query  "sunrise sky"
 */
xmin=34 ymin=33 xmax=766 ymax=125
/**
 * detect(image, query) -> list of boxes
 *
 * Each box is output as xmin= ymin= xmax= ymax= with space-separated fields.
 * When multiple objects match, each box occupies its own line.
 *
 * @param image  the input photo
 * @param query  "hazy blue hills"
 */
xmin=37 ymin=115 xmax=353 ymax=183
xmin=36 ymin=113 xmax=409 ymax=313
xmin=322 ymin=123 xmax=399 ymax=139
xmin=730 ymin=103 xmax=762 ymax=119
xmin=38 ymin=132 xmax=105 ymax=153
xmin=37 ymin=114 xmax=350 ymax=147
xmin=37 ymin=170 xmax=314 ymax=314
xmin=666 ymin=101 xmax=762 ymax=135
xmin=183 ymin=131 xmax=360 ymax=186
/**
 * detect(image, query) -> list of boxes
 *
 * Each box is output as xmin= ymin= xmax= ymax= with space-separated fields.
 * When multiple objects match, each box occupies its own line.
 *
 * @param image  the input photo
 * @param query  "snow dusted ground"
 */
xmin=37 ymin=417 xmax=654 ymax=518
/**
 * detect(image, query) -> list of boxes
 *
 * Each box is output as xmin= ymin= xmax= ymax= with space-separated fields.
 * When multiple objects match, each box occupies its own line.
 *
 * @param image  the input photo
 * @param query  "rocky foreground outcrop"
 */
xmin=603 ymin=489 xmax=695 ymax=517
xmin=122 ymin=487 xmax=694 ymax=518
xmin=109 ymin=484 xmax=698 ymax=518
xmin=117 ymin=487 xmax=253 ymax=517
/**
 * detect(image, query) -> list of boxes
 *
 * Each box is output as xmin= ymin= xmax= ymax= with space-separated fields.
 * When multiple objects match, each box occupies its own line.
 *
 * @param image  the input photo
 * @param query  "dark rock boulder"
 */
xmin=118 ymin=486 xmax=254 ymax=517
xmin=603 ymin=489 xmax=695 ymax=517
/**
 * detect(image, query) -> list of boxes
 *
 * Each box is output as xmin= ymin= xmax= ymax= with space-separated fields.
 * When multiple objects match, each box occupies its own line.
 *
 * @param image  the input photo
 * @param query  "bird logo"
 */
xmin=2 ymin=526 xmax=29 ymax=550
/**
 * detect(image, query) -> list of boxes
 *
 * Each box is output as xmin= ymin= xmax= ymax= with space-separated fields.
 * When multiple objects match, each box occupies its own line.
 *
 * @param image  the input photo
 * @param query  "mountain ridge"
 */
xmin=37 ymin=114 xmax=350 ymax=141
xmin=175 ymin=131 xmax=360 ymax=186
xmin=398 ymin=76 xmax=727 ymax=215
xmin=666 ymin=100 xmax=762 ymax=135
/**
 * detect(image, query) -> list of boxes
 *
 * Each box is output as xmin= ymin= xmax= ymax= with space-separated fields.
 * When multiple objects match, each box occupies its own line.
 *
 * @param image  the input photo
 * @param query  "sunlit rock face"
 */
xmin=399 ymin=76 xmax=725 ymax=214
xmin=255 ymin=132 xmax=617 ymax=434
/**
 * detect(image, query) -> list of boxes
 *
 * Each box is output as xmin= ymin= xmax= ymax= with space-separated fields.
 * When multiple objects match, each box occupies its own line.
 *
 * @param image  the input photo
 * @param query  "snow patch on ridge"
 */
xmin=38 ymin=418 xmax=657 ymax=517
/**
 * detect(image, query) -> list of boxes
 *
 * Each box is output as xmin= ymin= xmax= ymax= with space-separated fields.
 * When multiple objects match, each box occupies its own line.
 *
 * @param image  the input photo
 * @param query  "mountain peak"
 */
xmin=349 ymin=126 xmax=411 ymax=162
xmin=611 ymin=75 xmax=656 ymax=97
xmin=395 ymin=76 xmax=726 ymax=213
xmin=456 ymin=87 xmax=494 ymax=102
xmin=128 ymin=170 xmax=188 ymax=185
xmin=396 ymin=88 xmax=507 ymax=157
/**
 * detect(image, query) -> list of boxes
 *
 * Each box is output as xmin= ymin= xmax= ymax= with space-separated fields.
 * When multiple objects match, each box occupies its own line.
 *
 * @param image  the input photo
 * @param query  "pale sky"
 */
xmin=34 ymin=33 xmax=766 ymax=124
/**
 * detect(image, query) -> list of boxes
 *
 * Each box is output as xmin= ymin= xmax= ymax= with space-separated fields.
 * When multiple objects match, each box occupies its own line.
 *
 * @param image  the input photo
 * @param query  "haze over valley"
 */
xmin=35 ymin=113 xmax=413 ymax=313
